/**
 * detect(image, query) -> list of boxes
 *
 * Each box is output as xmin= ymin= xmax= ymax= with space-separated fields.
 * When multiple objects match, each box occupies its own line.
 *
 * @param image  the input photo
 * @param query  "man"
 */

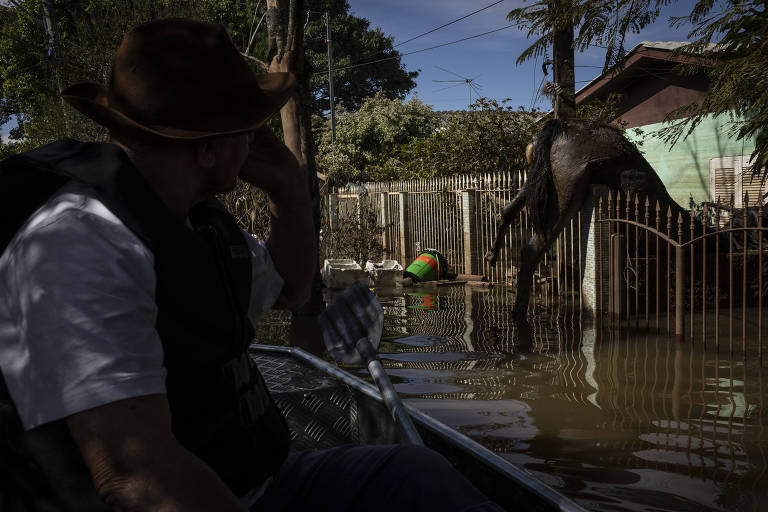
xmin=0 ymin=18 xmax=501 ymax=511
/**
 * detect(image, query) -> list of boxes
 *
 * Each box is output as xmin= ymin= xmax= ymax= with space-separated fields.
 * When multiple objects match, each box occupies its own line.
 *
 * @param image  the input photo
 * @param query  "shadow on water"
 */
xmin=253 ymin=284 xmax=768 ymax=512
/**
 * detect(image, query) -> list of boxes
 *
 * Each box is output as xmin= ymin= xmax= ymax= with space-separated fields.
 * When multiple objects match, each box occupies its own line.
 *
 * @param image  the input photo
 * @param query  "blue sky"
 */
xmin=347 ymin=0 xmax=698 ymax=112
xmin=1 ymin=0 xmax=699 ymax=141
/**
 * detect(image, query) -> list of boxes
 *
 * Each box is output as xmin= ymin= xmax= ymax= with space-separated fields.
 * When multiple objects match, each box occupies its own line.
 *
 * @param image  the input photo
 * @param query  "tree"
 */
xmin=315 ymin=92 xmax=437 ymax=185
xmin=506 ymin=1 xmax=672 ymax=115
xmin=387 ymin=99 xmax=539 ymax=180
xmin=302 ymin=0 xmax=418 ymax=116
xmin=507 ymin=1 xmax=768 ymax=178
xmin=0 ymin=0 xmax=258 ymax=150
xmin=660 ymin=0 xmax=768 ymax=176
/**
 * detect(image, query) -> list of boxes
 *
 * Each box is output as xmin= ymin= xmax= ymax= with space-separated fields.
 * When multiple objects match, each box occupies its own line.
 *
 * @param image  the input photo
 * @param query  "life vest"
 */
xmin=0 ymin=139 xmax=291 ymax=510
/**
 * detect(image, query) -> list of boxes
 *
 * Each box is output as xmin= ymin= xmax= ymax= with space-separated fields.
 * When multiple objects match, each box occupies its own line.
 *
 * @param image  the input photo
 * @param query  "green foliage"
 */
xmin=0 ymin=0 xmax=415 ymax=157
xmin=0 ymin=0 xmax=257 ymax=153
xmin=575 ymin=92 xmax=626 ymax=125
xmin=315 ymin=95 xmax=539 ymax=185
xmin=659 ymin=1 xmax=768 ymax=177
xmin=315 ymin=91 xmax=437 ymax=185
xmin=303 ymin=0 xmax=418 ymax=116
xmin=386 ymin=99 xmax=539 ymax=180
xmin=507 ymin=0 xmax=672 ymax=70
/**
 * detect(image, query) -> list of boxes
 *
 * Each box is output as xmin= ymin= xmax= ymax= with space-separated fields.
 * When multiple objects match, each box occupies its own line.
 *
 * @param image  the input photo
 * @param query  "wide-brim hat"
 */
xmin=62 ymin=18 xmax=295 ymax=141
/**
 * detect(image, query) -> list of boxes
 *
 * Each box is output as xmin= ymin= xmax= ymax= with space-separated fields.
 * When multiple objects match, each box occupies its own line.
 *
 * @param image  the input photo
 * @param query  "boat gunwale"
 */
xmin=251 ymin=344 xmax=587 ymax=512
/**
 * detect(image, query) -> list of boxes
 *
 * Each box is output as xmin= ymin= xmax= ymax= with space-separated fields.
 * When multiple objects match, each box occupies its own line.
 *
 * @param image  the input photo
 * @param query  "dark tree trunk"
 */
xmin=551 ymin=0 xmax=575 ymax=119
xmin=266 ymin=0 xmax=325 ymax=352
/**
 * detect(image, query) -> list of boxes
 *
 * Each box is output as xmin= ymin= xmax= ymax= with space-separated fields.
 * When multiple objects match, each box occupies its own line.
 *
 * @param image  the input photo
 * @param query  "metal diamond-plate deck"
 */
xmin=252 ymin=351 xmax=360 ymax=450
xmin=252 ymin=352 xmax=338 ymax=393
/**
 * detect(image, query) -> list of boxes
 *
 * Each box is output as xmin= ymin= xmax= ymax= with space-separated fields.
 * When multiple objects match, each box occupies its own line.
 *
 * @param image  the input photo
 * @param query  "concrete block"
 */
xmin=365 ymin=260 xmax=403 ymax=286
xmin=321 ymin=259 xmax=368 ymax=289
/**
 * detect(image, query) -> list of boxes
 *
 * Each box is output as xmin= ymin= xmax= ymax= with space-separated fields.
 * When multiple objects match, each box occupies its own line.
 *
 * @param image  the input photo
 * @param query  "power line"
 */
xmin=356 ymin=0 xmax=507 ymax=62
xmin=394 ymin=0 xmax=506 ymax=49
xmin=332 ymin=24 xmax=515 ymax=74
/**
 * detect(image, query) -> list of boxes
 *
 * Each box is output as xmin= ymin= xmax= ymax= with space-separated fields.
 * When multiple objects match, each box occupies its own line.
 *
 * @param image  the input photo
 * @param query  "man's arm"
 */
xmin=240 ymin=127 xmax=316 ymax=310
xmin=66 ymin=395 xmax=246 ymax=512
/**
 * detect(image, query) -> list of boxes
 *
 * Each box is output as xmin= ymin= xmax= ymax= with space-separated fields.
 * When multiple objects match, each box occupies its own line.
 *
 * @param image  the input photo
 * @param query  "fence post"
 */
xmin=461 ymin=189 xmax=480 ymax=275
xmin=379 ymin=192 xmax=389 ymax=259
xmin=327 ymin=193 xmax=338 ymax=236
xmin=675 ymin=244 xmax=685 ymax=340
xmin=609 ymin=233 xmax=626 ymax=320
xmin=398 ymin=192 xmax=411 ymax=264
xmin=580 ymin=186 xmax=608 ymax=317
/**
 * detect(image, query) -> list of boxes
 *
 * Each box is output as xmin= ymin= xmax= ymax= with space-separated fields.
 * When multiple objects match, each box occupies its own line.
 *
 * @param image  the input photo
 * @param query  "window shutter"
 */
xmin=740 ymin=158 xmax=766 ymax=207
xmin=714 ymin=166 xmax=736 ymax=205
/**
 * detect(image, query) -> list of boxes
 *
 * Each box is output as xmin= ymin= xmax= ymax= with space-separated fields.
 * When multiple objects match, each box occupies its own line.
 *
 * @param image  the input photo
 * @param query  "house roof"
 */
xmin=575 ymin=41 xmax=714 ymax=105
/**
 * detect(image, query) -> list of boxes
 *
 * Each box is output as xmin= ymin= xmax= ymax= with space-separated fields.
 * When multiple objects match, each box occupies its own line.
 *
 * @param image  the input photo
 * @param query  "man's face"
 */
xmin=205 ymin=133 xmax=251 ymax=193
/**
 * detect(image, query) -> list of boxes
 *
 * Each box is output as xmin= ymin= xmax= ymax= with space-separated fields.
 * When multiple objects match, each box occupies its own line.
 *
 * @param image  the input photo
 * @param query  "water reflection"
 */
xmin=253 ymin=285 xmax=768 ymax=511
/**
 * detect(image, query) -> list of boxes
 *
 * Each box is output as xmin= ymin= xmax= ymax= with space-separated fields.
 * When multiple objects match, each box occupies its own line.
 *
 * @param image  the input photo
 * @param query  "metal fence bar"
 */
xmin=645 ymin=197 xmax=650 ymax=328
xmin=690 ymin=203 xmax=695 ymax=340
xmin=655 ymin=200 xmax=660 ymax=332
xmin=634 ymin=195 xmax=640 ymax=325
xmin=667 ymin=207 xmax=672 ymax=335
xmin=730 ymin=203 xmax=734 ymax=356
xmin=579 ymin=210 xmax=583 ymax=314
xmin=757 ymin=197 xmax=764 ymax=364
xmin=676 ymin=213 xmax=685 ymax=340
xmin=702 ymin=204 xmax=707 ymax=348
xmin=625 ymin=192 xmax=631 ymax=323
xmin=743 ymin=194 xmax=748 ymax=359
xmin=715 ymin=206 xmax=721 ymax=352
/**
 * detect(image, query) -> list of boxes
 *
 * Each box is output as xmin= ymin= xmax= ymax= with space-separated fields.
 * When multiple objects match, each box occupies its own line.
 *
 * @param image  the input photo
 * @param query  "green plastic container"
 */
xmin=404 ymin=249 xmax=448 ymax=282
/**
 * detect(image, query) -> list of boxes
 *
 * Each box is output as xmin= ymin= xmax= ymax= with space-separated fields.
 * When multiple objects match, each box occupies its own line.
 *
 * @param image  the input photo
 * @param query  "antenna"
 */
xmin=432 ymin=66 xmax=482 ymax=108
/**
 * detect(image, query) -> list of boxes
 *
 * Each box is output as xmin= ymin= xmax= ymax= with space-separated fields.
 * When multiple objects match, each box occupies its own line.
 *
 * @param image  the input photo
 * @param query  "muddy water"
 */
xmin=255 ymin=284 xmax=768 ymax=511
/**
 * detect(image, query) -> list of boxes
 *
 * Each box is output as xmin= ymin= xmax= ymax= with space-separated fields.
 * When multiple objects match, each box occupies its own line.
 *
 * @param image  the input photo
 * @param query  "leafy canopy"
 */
xmin=0 ymin=0 xmax=257 ymax=151
xmin=314 ymin=91 xmax=437 ymax=185
xmin=388 ymin=99 xmax=539 ymax=180
xmin=302 ymin=0 xmax=418 ymax=117
xmin=507 ymin=0 xmax=673 ymax=71
xmin=0 ymin=0 xmax=416 ymax=154
xmin=660 ymin=0 xmax=768 ymax=175
xmin=508 ymin=1 xmax=767 ymax=177
xmin=314 ymin=94 xmax=540 ymax=185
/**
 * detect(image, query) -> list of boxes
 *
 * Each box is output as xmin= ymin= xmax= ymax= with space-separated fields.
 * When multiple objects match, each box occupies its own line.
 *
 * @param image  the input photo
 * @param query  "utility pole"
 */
xmin=325 ymin=12 xmax=336 ymax=143
xmin=550 ymin=0 xmax=575 ymax=119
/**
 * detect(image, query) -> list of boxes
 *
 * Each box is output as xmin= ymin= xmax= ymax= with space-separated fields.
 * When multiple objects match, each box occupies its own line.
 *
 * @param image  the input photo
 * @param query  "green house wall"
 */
xmin=624 ymin=114 xmax=756 ymax=207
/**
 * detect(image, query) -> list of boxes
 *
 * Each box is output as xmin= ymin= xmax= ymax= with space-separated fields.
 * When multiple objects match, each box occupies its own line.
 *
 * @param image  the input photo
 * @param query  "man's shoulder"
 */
xmin=1 ymin=180 xmax=151 ymax=269
xmin=19 ymin=182 xmax=124 ymax=235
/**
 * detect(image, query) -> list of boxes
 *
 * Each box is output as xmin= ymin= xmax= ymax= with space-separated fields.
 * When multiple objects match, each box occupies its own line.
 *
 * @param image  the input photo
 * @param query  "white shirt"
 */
xmin=0 ymin=181 xmax=283 ymax=430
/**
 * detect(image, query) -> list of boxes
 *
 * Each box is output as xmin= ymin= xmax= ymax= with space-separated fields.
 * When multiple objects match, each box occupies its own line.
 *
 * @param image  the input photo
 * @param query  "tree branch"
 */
xmin=241 ymin=52 xmax=268 ymax=71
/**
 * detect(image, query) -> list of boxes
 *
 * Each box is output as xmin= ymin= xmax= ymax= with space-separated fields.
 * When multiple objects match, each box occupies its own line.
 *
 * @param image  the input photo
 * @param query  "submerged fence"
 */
xmin=325 ymin=172 xmax=534 ymax=282
xmin=598 ymin=190 xmax=767 ymax=360
xmin=324 ymin=175 xmax=767 ymax=360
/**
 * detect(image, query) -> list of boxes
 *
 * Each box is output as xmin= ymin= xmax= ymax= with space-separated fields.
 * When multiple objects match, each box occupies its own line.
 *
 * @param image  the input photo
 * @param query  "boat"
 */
xmin=250 ymin=344 xmax=587 ymax=512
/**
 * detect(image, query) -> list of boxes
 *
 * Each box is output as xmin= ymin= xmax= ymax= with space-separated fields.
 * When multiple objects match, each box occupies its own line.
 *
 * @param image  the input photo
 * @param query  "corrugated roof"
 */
xmin=635 ymin=41 xmax=693 ymax=51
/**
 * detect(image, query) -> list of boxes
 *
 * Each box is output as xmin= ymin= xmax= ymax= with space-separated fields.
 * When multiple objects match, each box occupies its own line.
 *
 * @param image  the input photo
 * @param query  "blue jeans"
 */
xmin=251 ymin=444 xmax=504 ymax=511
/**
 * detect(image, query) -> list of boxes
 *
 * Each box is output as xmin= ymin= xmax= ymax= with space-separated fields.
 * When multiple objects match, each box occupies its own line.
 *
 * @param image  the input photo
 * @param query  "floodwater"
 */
xmin=254 ymin=284 xmax=768 ymax=512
